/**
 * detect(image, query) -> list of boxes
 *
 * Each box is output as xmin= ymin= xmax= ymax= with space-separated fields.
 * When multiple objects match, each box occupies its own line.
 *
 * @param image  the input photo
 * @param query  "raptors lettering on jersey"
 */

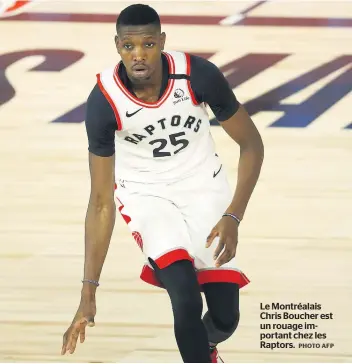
xmin=123 ymin=113 xmax=202 ymax=146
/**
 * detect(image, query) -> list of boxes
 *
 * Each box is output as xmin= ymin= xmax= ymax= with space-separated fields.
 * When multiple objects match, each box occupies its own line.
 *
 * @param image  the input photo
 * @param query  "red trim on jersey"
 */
xmin=185 ymin=53 xmax=199 ymax=106
xmin=96 ymin=73 xmax=123 ymax=131
xmin=154 ymin=248 xmax=194 ymax=269
xmin=113 ymin=52 xmax=175 ymax=108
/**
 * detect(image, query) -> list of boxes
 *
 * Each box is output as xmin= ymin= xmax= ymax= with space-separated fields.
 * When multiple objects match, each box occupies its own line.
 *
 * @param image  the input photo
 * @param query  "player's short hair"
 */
xmin=116 ymin=4 xmax=161 ymax=33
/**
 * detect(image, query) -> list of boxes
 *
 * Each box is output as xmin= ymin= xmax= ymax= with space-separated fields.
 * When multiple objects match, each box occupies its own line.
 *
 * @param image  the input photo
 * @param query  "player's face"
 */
xmin=115 ymin=25 xmax=166 ymax=83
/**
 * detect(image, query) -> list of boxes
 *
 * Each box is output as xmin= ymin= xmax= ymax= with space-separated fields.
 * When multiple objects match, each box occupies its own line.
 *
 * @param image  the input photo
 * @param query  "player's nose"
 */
xmin=133 ymin=46 xmax=146 ymax=62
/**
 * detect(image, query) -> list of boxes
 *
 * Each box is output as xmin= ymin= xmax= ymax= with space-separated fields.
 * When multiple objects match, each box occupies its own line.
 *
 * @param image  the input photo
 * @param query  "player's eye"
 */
xmin=123 ymin=44 xmax=133 ymax=50
xmin=145 ymin=42 xmax=155 ymax=48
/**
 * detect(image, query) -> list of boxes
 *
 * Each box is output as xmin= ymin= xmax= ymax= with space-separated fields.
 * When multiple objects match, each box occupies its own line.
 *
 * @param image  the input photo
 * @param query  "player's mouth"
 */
xmin=132 ymin=64 xmax=149 ymax=78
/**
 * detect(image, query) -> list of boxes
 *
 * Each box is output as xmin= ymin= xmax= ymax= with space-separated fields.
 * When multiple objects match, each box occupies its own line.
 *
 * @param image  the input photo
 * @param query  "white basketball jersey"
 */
xmin=97 ymin=51 xmax=217 ymax=183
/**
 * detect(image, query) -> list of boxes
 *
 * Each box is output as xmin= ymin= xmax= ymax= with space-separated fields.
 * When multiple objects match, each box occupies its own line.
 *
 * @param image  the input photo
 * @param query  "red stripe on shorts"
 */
xmin=197 ymin=269 xmax=250 ymax=288
xmin=132 ymin=231 xmax=143 ymax=251
xmin=154 ymin=248 xmax=194 ymax=269
xmin=115 ymin=194 xmax=131 ymax=224
xmin=140 ymin=266 xmax=250 ymax=290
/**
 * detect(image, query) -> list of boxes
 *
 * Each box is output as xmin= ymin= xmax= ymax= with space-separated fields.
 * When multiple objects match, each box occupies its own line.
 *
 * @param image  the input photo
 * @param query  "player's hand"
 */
xmin=206 ymin=215 xmax=239 ymax=267
xmin=61 ymin=294 xmax=96 ymax=355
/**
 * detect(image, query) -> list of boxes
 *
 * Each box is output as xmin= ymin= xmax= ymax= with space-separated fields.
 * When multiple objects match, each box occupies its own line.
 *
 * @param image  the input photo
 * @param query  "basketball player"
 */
xmin=61 ymin=4 xmax=264 ymax=363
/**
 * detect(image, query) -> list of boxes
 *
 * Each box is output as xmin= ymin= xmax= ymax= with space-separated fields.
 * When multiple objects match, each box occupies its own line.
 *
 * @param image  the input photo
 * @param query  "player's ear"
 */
xmin=160 ymin=32 xmax=166 ymax=51
xmin=115 ymin=35 xmax=121 ymax=54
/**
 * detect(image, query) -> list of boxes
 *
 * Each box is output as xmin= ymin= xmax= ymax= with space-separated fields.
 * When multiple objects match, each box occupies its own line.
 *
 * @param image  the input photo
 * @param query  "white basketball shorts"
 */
xmin=114 ymin=156 xmax=250 ymax=290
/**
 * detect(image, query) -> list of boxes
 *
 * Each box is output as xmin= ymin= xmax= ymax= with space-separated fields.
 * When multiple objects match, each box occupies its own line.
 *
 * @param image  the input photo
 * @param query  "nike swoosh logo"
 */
xmin=126 ymin=108 xmax=143 ymax=117
xmin=213 ymin=164 xmax=222 ymax=178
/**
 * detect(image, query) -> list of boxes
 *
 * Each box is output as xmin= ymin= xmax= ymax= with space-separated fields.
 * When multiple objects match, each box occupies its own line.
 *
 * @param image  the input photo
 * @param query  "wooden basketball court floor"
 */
xmin=0 ymin=1 xmax=351 ymax=363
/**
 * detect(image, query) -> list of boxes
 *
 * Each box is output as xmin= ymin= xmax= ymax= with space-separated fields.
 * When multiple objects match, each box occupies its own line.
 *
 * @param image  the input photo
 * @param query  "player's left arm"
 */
xmin=210 ymin=106 xmax=264 ymax=267
xmin=220 ymin=104 xmax=264 ymax=220
xmin=190 ymin=55 xmax=264 ymax=266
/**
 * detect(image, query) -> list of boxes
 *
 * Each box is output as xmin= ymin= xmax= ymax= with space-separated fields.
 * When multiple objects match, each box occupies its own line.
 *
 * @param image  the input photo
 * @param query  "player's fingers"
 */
xmin=68 ymin=329 xmax=80 ymax=354
xmin=215 ymin=249 xmax=230 ymax=267
xmin=215 ymin=239 xmax=235 ymax=267
xmin=62 ymin=328 xmax=76 ymax=355
xmin=79 ymin=314 xmax=95 ymax=343
xmin=206 ymin=227 xmax=219 ymax=248
xmin=79 ymin=321 xmax=86 ymax=343
xmin=66 ymin=323 xmax=80 ymax=354
xmin=213 ymin=240 xmax=225 ymax=260
xmin=86 ymin=317 xmax=95 ymax=327
xmin=61 ymin=333 xmax=68 ymax=355
xmin=81 ymin=313 xmax=95 ymax=327
xmin=217 ymin=245 xmax=237 ymax=267
xmin=213 ymin=230 xmax=227 ymax=258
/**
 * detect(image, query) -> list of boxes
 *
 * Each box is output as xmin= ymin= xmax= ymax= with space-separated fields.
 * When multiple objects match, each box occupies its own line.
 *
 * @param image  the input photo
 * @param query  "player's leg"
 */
xmin=150 ymin=259 xmax=212 ymax=363
xmin=202 ymin=282 xmax=240 ymax=362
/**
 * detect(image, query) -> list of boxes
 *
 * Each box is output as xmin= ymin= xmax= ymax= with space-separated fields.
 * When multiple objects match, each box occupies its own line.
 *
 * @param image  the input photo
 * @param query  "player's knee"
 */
xmin=203 ymin=310 xmax=239 ymax=344
xmin=149 ymin=259 xmax=203 ymax=324
xmin=228 ymin=309 xmax=240 ymax=332
xmin=233 ymin=310 xmax=240 ymax=330
xmin=173 ymin=290 xmax=203 ymax=326
xmin=213 ymin=309 xmax=240 ymax=333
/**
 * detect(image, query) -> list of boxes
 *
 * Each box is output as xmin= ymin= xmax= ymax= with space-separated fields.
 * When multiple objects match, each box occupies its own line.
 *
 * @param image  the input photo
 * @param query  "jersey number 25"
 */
xmin=149 ymin=132 xmax=189 ymax=158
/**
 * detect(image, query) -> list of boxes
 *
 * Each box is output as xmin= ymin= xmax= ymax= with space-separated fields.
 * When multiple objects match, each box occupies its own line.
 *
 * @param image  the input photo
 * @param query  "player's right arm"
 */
xmin=83 ymin=82 xmax=118 ymax=288
xmin=61 ymin=83 xmax=118 ymax=355
xmin=82 ymin=151 xmax=116 ymax=294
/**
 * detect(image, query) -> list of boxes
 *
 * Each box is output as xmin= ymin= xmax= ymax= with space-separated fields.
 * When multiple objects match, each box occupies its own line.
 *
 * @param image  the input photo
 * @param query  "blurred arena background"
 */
xmin=0 ymin=0 xmax=351 ymax=362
